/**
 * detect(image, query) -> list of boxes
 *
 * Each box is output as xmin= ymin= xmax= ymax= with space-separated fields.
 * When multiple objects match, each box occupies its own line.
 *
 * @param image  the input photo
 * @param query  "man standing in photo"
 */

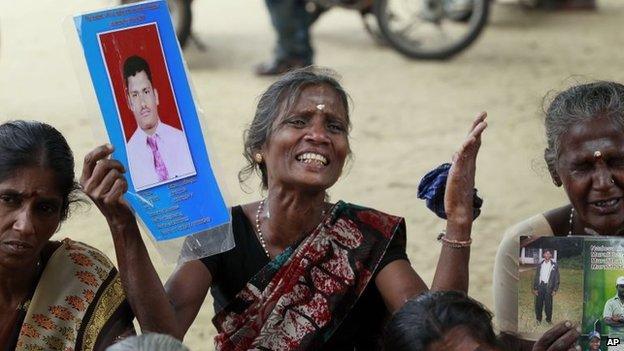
xmin=533 ymin=249 xmax=559 ymax=324
xmin=123 ymin=55 xmax=195 ymax=190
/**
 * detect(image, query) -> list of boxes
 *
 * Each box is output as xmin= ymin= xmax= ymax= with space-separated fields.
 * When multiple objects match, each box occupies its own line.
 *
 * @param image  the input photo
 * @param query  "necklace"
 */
xmin=568 ymin=207 xmax=574 ymax=236
xmin=568 ymin=207 xmax=601 ymax=236
xmin=255 ymin=199 xmax=271 ymax=258
xmin=255 ymin=199 xmax=327 ymax=259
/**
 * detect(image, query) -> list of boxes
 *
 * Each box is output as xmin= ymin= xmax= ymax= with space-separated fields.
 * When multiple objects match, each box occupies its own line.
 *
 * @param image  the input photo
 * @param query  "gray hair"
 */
xmin=544 ymin=81 xmax=624 ymax=172
xmin=238 ymin=66 xmax=352 ymax=190
xmin=106 ymin=333 xmax=190 ymax=351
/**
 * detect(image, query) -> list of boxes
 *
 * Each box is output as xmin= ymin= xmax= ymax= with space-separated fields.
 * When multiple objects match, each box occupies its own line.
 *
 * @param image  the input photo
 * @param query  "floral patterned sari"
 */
xmin=213 ymin=201 xmax=403 ymax=351
xmin=9 ymin=238 xmax=133 ymax=351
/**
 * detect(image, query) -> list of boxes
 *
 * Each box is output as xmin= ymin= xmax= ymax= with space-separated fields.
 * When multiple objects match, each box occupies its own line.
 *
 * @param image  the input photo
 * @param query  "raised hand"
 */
xmin=80 ymin=144 xmax=186 ymax=339
xmin=80 ymin=144 xmax=134 ymax=227
xmin=431 ymin=112 xmax=487 ymax=293
xmin=444 ymin=111 xmax=487 ymax=227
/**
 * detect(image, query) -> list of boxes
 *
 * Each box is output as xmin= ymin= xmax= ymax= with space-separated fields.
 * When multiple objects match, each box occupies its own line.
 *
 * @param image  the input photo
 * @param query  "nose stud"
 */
xmin=316 ymin=104 xmax=325 ymax=111
xmin=594 ymin=150 xmax=602 ymax=159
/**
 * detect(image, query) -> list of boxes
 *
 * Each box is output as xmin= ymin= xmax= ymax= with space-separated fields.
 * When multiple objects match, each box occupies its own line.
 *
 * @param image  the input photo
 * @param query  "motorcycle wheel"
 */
xmin=373 ymin=0 xmax=489 ymax=60
xmin=121 ymin=0 xmax=192 ymax=48
xmin=361 ymin=12 xmax=387 ymax=46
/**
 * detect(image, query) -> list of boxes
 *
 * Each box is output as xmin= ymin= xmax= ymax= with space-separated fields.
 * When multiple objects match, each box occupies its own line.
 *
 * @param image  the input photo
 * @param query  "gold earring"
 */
xmin=254 ymin=153 xmax=263 ymax=163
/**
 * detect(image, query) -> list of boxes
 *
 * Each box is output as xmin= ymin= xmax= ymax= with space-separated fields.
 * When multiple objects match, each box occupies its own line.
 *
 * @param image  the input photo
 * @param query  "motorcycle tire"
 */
xmin=121 ymin=0 xmax=192 ymax=48
xmin=373 ymin=0 xmax=489 ymax=60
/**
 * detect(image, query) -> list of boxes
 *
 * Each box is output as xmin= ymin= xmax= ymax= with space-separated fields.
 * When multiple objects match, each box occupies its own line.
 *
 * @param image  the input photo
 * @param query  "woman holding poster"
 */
xmin=81 ymin=67 xmax=486 ymax=350
xmin=494 ymin=81 xmax=624 ymax=350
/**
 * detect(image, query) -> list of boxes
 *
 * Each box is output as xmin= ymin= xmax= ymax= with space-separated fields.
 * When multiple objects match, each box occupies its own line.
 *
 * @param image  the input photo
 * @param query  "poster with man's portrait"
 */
xmin=99 ymin=23 xmax=196 ymax=191
xmin=518 ymin=236 xmax=583 ymax=339
xmin=73 ymin=1 xmax=231 ymax=248
xmin=518 ymin=236 xmax=624 ymax=351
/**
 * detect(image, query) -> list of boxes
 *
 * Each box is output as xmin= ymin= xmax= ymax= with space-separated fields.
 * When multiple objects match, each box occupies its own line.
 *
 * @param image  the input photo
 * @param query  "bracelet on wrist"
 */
xmin=437 ymin=230 xmax=472 ymax=249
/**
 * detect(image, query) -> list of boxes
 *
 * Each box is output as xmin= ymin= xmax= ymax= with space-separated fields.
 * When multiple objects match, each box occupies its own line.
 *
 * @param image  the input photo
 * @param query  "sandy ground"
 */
xmin=2 ymin=0 xmax=624 ymax=348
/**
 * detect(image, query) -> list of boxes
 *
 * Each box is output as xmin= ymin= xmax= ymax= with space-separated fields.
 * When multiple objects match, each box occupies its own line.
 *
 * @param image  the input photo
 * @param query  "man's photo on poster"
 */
xmin=75 ymin=1 xmax=231 ymax=244
xmin=518 ymin=236 xmax=583 ymax=337
xmin=99 ymin=23 xmax=196 ymax=191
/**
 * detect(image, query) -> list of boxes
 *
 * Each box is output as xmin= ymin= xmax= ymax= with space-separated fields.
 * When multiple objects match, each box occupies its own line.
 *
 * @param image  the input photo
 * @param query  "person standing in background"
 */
xmin=255 ymin=0 xmax=314 ymax=76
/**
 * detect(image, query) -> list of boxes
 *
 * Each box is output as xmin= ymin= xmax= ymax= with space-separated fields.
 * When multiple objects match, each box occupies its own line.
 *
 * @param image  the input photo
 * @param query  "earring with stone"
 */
xmin=254 ymin=153 xmax=263 ymax=164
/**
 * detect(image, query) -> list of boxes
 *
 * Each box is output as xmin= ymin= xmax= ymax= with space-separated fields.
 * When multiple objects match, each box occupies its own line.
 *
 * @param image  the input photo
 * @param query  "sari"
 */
xmin=9 ymin=238 xmax=133 ymax=351
xmin=213 ymin=201 xmax=404 ymax=351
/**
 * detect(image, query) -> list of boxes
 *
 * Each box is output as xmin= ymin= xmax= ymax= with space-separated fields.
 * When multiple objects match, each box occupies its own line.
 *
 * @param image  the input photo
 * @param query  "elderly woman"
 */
xmin=81 ymin=67 xmax=487 ymax=350
xmin=493 ymin=81 xmax=624 ymax=350
xmin=0 ymin=121 xmax=133 ymax=350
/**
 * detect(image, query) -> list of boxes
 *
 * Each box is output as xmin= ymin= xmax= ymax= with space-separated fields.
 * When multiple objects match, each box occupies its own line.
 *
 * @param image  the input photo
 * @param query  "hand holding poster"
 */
xmin=72 ymin=0 xmax=232 ymax=262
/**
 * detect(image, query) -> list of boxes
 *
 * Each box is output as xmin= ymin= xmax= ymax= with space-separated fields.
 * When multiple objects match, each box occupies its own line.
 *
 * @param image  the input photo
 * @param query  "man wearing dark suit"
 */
xmin=533 ymin=249 xmax=559 ymax=324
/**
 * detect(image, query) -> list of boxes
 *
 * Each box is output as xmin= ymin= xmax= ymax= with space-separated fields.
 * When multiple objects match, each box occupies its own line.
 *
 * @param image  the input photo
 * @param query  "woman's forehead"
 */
xmin=0 ymin=167 xmax=63 ymax=199
xmin=281 ymin=85 xmax=347 ymax=115
xmin=559 ymin=116 xmax=622 ymax=147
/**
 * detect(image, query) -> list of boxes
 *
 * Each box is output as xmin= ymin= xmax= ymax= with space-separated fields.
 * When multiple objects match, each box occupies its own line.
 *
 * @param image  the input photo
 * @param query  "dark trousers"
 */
xmin=265 ymin=0 xmax=314 ymax=64
xmin=535 ymin=282 xmax=553 ymax=322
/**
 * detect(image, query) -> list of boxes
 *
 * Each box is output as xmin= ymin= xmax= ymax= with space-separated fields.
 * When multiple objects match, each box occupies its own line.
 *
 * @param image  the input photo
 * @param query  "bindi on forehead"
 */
xmin=567 ymin=137 xmax=624 ymax=158
xmin=559 ymin=124 xmax=624 ymax=158
xmin=301 ymin=96 xmax=346 ymax=117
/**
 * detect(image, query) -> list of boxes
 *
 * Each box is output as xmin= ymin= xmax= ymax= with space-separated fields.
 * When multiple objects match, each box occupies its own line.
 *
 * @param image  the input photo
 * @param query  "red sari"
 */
xmin=213 ymin=201 xmax=404 ymax=351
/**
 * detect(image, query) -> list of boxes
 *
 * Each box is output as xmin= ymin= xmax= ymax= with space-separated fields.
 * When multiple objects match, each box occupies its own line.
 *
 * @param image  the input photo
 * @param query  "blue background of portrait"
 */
xmin=74 ymin=0 xmax=230 ymax=241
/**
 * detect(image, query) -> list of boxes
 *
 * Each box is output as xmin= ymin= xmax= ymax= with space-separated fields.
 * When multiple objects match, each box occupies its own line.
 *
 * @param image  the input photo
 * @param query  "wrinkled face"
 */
xmin=589 ymin=337 xmax=600 ymax=350
xmin=0 ymin=167 xmax=63 ymax=270
xmin=261 ymin=84 xmax=350 ymax=193
xmin=127 ymin=70 xmax=160 ymax=135
xmin=554 ymin=117 xmax=624 ymax=235
xmin=543 ymin=250 xmax=552 ymax=261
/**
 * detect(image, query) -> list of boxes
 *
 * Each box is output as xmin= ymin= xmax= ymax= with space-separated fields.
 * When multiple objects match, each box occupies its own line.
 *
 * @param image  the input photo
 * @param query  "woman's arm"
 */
xmin=375 ymin=260 xmax=428 ymax=313
xmin=431 ymin=112 xmax=487 ymax=292
xmin=81 ymin=144 xmax=211 ymax=340
xmin=376 ymin=113 xmax=487 ymax=310
xmin=95 ymin=312 xmax=135 ymax=350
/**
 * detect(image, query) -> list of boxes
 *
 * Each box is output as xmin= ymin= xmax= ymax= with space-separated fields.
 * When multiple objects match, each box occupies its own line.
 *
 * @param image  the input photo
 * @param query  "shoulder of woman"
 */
xmin=56 ymin=238 xmax=116 ymax=270
xmin=238 ymin=202 xmax=256 ymax=218
xmin=340 ymin=202 xmax=402 ymax=220
xmin=501 ymin=212 xmax=554 ymax=241
xmin=542 ymin=204 xmax=573 ymax=235
xmin=495 ymin=213 xmax=554 ymax=264
xmin=338 ymin=202 xmax=405 ymax=238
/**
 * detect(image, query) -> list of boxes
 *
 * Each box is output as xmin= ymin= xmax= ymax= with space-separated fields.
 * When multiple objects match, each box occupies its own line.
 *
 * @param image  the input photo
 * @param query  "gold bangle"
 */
xmin=437 ymin=232 xmax=472 ymax=248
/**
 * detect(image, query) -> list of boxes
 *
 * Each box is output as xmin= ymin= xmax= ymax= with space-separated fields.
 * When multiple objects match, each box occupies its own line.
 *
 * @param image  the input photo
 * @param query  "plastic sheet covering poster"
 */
xmin=519 ymin=236 xmax=624 ymax=351
xmin=73 ymin=1 xmax=230 ymax=243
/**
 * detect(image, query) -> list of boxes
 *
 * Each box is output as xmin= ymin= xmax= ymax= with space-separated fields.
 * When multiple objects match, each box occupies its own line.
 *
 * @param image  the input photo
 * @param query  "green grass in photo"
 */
xmin=519 ymin=259 xmax=583 ymax=335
